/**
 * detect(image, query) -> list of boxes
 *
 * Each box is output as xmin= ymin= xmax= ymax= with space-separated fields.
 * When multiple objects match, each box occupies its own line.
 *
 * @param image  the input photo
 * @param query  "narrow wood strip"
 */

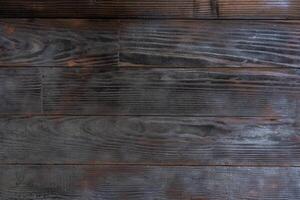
xmin=0 ymin=0 xmax=213 ymax=18
xmin=1 ymin=116 xmax=300 ymax=165
xmin=42 ymin=67 xmax=299 ymax=116
xmin=219 ymin=0 xmax=300 ymax=19
xmin=120 ymin=20 xmax=300 ymax=68
xmin=1 ymin=165 xmax=299 ymax=199
xmin=0 ymin=68 xmax=41 ymax=114
xmin=0 ymin=19 xmax=118 ymax=67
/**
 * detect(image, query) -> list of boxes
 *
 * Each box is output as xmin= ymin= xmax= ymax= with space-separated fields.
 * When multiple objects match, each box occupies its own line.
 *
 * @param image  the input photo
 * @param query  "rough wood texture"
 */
xmin=0 ymin=68 xmax=41 ymax=114
xmin=0 ymin=19 xmax=118 ymax=67
xmin=1 ymin=165 xmax=300 ymax=199
xmin=0 ymin=0 xmax=213 ymax=18
xmin=2 ymin=0 xmax=300 ymax=19
xmin=120 ymin=20 xmax=300 ymax=68
xmin=43 ymin=67 xmax=299 ymax=116
xmin=219 ymin=0 xmax=300 ymax=19
xmin=2 ymin=20 xmax=300 ymax=68
xmin=1 ymin=116 xmax=300 ymax=166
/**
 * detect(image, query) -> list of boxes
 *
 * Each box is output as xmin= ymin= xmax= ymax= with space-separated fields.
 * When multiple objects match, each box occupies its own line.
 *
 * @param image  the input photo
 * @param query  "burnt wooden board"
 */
xmin=0 ymin=68 xmax=41 ymax=114
xmin=42 ymin=67 xmax=299 ymax=116
xmin=219 ymin=0 xmax=300 ymax=19
xmin=1 ymin=116 xmax=300 ymax=166
xmin=2 ymin=0 xmax=300 ymax=19
xmin=2 ymin=20 xmax=300 ymax=68
xmin=1 ymin=165 xmax=299 ymax=199
xmin=1 ymin=67 xmax=298 ymax=116
xmin=0 ymin=0 xmax=213 ymax=18
xmin=0 ymin=19 xmax=118 ymax=67
xmin=120 ymin=20 xmax=300 ymax=68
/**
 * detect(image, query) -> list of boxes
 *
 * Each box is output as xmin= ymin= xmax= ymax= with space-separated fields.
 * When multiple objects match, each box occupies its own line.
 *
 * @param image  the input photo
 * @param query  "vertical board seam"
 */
xmin=40 ymin=68 xmax=44 ymax=114
xmin=210 ymin=0 xmax=220 ymax=18
xmin=117 ymin=19 xmax=121 ymax=68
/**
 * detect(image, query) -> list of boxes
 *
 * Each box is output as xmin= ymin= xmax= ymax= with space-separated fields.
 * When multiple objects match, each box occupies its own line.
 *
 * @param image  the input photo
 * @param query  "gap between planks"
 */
xmin=1 ymin=163 xmax=300 ymax=168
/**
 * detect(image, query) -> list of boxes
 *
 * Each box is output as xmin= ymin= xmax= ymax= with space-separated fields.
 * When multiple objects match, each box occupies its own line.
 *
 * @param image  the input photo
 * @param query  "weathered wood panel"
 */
xmin=1 ymin=116 xmax=300 ymax=165
xmin=1 ymin=165 xmax=299 ymax=199
xmin=0 ymin=19 xmax=118 ymax=67
xmin=42 ymin=67 xmax=299 ymax=116
xmin=219 ymin=0 xmax=300 ymax=19
xmin=120 ymin=20 xmax=300 ymax=68
xmin=2 ymin=20 xmax=300 ymax=68
xmin=0 ymin=0 xmax=213 ymax=18
xmin=0 ymin=68 xmax=41 ymax=114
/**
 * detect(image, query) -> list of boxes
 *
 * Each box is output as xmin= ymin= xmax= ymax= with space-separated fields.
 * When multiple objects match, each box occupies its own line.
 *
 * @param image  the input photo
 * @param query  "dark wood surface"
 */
xmin=1 ymin=2 xmax=300 ymax=199
xmin=1 ymin=116 xmax=300 ymax=166
xmin=0 ymin=19 xmax=118 ymax=67
xmin=0 ymin=0 xmax=213 ymax=18
xmin=0 ymin=67 xmax=298 ymax=116
xmin=219 ymin=0 xmax=300 ymax=19
xmin=42 ymin=67 xmax=299 ymax=116
xmin=1 ymin=165 xmax=299 ymax=199
xmin=120 ymin=20 xmax=300 ymax=68
xmin=2 ymin=19 xmax=300 ymax=68
xmin=0 ymin=68 xmax=41 ymax=114
xmin=1 ymin=0 xmax=300 ymax=19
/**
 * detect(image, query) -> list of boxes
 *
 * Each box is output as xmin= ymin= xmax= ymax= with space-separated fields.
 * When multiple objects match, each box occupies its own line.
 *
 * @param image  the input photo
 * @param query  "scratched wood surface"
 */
xmin=2 ymin=20 xmax=300 ymax=68
xmin=2 ymin=67 xmax=298 ymax=116
xmin=0 ymin=68 xmax=41 ymax=114
xmin=120 ymin=20 xmax=300 ymax=68
xmin=0 ymin=19 xmax=118 ymax=67
xmin=42 ymin=67 xmax=299 ymax=116
xmin=1 ymin=0 xmax=300 ymax=19
xmin=1 ymin=1 xmax=300 ymax=200
xmin=1 ymin=116 xmax=300 ymax=166
xmin=0 ymin=0 xmax=213 ymax=18
xmin=1 ymin=165 xmax=300 ymax=199
xmin=219 ymin=0 xmax=300 ymax=19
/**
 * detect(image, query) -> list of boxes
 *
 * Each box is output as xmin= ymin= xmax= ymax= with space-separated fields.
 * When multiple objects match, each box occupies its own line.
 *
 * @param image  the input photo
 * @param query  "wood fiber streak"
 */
xmin=1 ymin=116 xmax=300 ymax=165
xmin=0 ymin=0 xmax=213 ymax=18
xmin=43 ymin=67 xmax=299 ymax=116
xmin=120 ymin=20 xmax=300 ymax=68
xmin=0 ymin=19 xmax=118 ymax=67
xmin=219 ymin=0 xmax=300 ymax=19
xmin=0 ymin=68 xmax=41 ymax=114
xmin=1 ymin=165 xmax=300 ymax=199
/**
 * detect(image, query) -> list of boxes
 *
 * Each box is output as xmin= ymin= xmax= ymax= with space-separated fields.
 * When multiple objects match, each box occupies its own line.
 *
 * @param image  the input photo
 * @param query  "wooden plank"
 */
xmin=0 ymin=0 xmax=213 ymax=18
xmin=1 ymin=165 xmax=299 ymax=199
xmin=1 ymin=116 xmax=300 ymax=165
xmin=0 ymin=68 xmax=41 ymax=114
xmin=3 ymin=20 xmax=300 ymax=68
xmin=219 ymin=0 xmax=300 ymax=19
xmin=120 ymin=20 xmax=300 ymax=68
xmin=42 ymin=67 xmax=299 ymax=116
xmin=0 ymin=19 xmax=118 ymax=67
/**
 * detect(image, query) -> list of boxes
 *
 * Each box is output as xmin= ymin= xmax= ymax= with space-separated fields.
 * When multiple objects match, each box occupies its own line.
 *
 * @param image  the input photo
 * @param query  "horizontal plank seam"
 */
xmin=0 ymin=66 xmax=299 ymax=69
xmin=0 ymin=114 xmax=293 ymax=118
xmin=1 ymin=17 xmax=300 ymax=20
xmin=1 ymin=163 xmax=300 ymax=168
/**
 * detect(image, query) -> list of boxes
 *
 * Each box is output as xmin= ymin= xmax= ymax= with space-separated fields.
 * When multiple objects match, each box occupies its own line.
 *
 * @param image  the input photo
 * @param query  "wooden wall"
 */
xmin=0 ymin=0 xmax=300 ymax=199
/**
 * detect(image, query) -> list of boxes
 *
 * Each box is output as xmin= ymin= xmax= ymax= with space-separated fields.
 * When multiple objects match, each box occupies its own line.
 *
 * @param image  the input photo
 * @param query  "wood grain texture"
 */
xmin=1 ymin=116 xmax=300 ymax=165
xmin=42 ymin=67 xmax=299 ymax=116
xmin=219 ymin=0 xmax=300 ymax=19
xmin=120 ymin=20 xmax=300 ymax=68
xmin=0 ymin=0 xmax=213 ymax=18
xmin=2 ymin=20 xmax=300 ymax=68
xmin=0 ymin=19 xmax=118 ymax=67
xmin=0 ymin=68 xmax=41 ymax=114
xmin=1 ymin=165 xmax=300 ymax=199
